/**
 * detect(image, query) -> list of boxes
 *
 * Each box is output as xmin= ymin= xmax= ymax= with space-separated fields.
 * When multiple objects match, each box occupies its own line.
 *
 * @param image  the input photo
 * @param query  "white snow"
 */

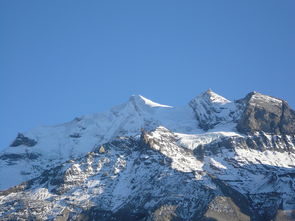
xmin=209 ymin=158 xmax=227 ymax=169
xmin=175 ymin=130 xmax=242 ymax=150
xmin=133 ymin=95 xmax=172 ymax=108
xmin=0 ymin=94 xmax=199 ymax=190
xmin=0 ymin=90 xmax=294 ymax=196
xmin=234 ymin=148 xmax=295 ymax=168
xmin=250 ymin=92 xmax=282 ymax=105
xmin=191 ymin=89 xmax=230 ymax=105
xmin=146 ymin=127 xmax=204 ymax=173
xmin=189 ymin=89 xmax=239 ymax=130
xmin=1 ymin=117 xmax=295 ymax=220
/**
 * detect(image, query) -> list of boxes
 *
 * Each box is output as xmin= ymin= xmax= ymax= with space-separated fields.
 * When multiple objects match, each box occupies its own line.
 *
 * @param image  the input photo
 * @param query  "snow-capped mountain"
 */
xmin=0 ymin=90 xmax=295 ymax=221
xmin=0 ymin=94 xmax=200 ymax=190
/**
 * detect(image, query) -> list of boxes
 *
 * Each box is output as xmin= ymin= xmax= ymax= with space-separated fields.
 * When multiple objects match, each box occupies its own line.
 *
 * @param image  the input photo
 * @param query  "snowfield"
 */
xmin=0 ymin=90 xmax=295 ymax=220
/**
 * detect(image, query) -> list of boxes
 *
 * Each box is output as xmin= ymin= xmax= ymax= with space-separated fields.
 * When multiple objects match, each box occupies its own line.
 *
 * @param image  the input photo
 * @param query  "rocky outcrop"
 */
xmin=236 ymin=92 xmax=295 ymax=135
xmin=1 ymin=126 xmax=294 ymax=221
xmin=10 ymin=133 xmax=37 ymax=147
xmin=280 ymin=101 xmax=295 ymax=135
xmin=1 ymin=91 xmax=295 ymax=221
xmin=202 ymin=196 xmax=250 ymax=221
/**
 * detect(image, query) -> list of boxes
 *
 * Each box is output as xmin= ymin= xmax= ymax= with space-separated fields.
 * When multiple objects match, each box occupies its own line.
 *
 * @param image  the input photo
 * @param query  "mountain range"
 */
xmin=0 ymin=90 xmax=295 ymax=221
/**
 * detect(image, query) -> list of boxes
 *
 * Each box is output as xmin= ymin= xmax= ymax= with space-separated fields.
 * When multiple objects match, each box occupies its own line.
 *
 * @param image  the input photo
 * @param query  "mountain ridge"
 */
xmin=0 ymin=90 xmax=295 ymax=221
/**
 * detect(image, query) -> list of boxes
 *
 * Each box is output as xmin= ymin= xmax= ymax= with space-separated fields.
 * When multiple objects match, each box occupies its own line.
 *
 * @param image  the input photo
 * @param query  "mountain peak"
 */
xmin=243 ymin=91 xmax=283 ymax=106
xmin=189 ymin=90 xmax=233 ymax=131
xmin=128 ymin=95 xmax=172 ymax=108
xmin=236 ymin=91 xmax=295 ymax=135
xmin=192 ymin=89 xmax=230 ymax=104
xmin=1 ymin=90 xmax=295 ymax=220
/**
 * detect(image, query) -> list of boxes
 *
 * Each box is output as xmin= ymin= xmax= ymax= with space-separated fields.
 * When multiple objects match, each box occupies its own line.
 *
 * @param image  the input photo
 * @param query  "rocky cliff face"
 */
xmin=236 ymin=92 xmax=295 ymax=135
xmin=0 ymin=90 xmax=295 ymax=221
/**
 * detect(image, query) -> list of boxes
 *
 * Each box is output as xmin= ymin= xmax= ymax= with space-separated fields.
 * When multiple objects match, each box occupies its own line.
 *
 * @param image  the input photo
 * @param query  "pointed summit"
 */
xmin=193 ymin=89 xmax=230 ymax=104
xmin=189 ymin=90 xmax=233 ymax=130
xmin=206 ymin=88 xmax=213 ymax=94
xmin=129 ymin=95 xmax=172 ymax=108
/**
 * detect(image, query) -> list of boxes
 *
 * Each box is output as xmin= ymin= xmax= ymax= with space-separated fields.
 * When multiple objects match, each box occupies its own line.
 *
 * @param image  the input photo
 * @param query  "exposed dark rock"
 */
xmin=69 ymin=133 xmax=81 ymax=138
xmin=274 ymin=209 xmax=295 ymax=221
xmin=202 ymin=196 xmax=250 ymax=221
xmin=55 ymin=208 xmax=71 ymax=221
xmin=0 ymin=153 xmax=41 ymax=164
xmin=194 ymin=145 xmax=205 ymax=161
xmin=1 ymin=91 xmax=295 ymax=221
xmin=236 ymin=92 xmax=295 ymax=135
xmin=280 ymin=101 xmax=295 ymax=135
xmin=0 ymin=181 xmax=30 ymax=196
xmin=10 ymin=133 xmax=37 ymax=147
xmin=208 ymin=174 xmax=258 ymax=221
xmin=76 ymin=207 xmax=148 ymax=221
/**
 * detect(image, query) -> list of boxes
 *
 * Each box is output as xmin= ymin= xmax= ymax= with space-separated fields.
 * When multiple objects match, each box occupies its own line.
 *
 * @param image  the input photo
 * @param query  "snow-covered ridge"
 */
xmin=129 ymin=95 xmax=172 ymax=108
xmin=1 ymin=125 xmax=295 ymax=220
xmin=248 ymin=91 xmax=282 ymax=106
xmin=1 ymin=89 xmax=294 ymax=192
xmin=193 ymin=89 xmax=230 ymax=104
xmin=0 ymin=90 xmax=294 ymax=220
xmin=189 ymin=89 xmax=238 ymax=130
xmin=0 ymin=93 xmax=199 ymax=190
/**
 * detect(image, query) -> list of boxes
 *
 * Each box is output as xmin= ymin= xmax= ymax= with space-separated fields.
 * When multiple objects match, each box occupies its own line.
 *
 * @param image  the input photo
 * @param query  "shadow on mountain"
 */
xmin=0 ymin=134 xmax=295 ymax=221
xmin=70 ymin=153 xmax=294 ymax=221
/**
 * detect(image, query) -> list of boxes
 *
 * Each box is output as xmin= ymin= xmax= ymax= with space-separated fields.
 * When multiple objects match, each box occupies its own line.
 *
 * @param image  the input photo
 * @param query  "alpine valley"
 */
xmin=1 ymin=90 xmax=295 ymax=221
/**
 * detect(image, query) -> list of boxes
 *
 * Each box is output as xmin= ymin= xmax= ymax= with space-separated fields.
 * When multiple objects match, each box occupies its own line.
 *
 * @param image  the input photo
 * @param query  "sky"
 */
xmin=0 ymin=0 xmax=295 ymax=149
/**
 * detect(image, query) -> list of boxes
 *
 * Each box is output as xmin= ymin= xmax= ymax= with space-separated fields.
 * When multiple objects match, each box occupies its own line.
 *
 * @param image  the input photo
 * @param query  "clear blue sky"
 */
xmin=1 ymin=0 xmax=295 ymax=149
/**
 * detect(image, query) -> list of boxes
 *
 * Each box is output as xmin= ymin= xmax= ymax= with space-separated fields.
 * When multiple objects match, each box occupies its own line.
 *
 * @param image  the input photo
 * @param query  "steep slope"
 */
xmin=1 ymin=90 xmax=295 ymax=221
xmin=189 ymin=89 xmax=239 ymax=131
xmin=0 ymin=95 xmax=199 ymax=190
xmin=236 ymin=92 xmax=295 ymax=135
xmin=0 ymin=126 xmax=294 ymax=220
